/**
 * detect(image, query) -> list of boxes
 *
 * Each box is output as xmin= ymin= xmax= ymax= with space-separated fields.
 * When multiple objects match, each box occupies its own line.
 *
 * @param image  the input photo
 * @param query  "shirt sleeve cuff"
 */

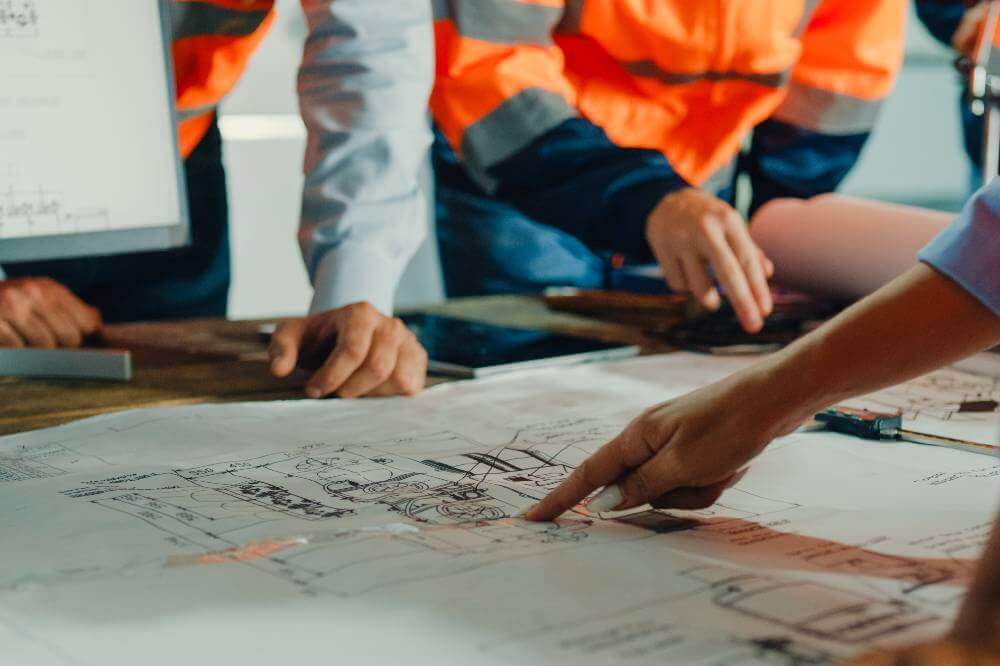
xmin=605 ymin=175 xmax=689 ymax=257
xmin=917 ymin=185 xmax=1000 ymax=318
xmin=309 ymin=242 xmax=406 ymax=316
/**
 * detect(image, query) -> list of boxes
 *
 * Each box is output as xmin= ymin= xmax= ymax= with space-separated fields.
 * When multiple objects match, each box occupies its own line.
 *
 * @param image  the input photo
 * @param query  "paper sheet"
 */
xmin=1 ymin=353 xmax=998 ymax=666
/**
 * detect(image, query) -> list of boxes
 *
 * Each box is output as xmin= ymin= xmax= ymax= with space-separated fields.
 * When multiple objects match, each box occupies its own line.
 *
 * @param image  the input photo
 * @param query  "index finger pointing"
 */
xmin=525 ymin=434 xmax=631 ymax=522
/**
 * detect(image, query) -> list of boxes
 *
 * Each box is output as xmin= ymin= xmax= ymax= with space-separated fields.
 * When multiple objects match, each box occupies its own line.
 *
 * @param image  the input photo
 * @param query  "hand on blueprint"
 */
xmin=846 ymin=639 xmax=1000 ymax=665
xmin=646 ymin=187 xmax=774 ymax=333
xmin=526 ymin=364 xmax=808 ymax=521
xmin=269 ymin=302 xmax=428 ymax=399
xmin=0 ymin=277 xmax=102 ymax=348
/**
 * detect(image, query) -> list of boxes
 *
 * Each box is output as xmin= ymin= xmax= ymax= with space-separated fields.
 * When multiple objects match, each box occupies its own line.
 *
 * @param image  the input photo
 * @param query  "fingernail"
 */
xmin=306 ymin=387 xmax=322 ymax=399
xmin=586 ymin=486 xmax=623 ymax=513
xmin=514 ymin=504 xmax=536 ymax=518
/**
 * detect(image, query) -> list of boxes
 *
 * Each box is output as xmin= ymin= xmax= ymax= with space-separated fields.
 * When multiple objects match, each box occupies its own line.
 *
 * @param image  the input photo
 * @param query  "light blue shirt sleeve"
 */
xmin=918 ymin=178 xmax=1000 ymax=318
xmin=297 ymin=0 xmax=433 ymax=315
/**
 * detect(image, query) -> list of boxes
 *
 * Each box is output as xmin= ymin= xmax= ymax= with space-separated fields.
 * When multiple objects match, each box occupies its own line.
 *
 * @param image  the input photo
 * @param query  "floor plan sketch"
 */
xmin=0 ymin=0 xmax=38 ymax=38
xmin=845 ymin=367 xmax=1000 ymax=444
xmin=684 ymin=566 xmax=939 ymax=644
xmin=486 ymin=562 xmax=948 ymax=665
xmin=852 ymin=369 xmax=999 ymax=421
xmin=0 ymin=353 xmax=996 ymax=665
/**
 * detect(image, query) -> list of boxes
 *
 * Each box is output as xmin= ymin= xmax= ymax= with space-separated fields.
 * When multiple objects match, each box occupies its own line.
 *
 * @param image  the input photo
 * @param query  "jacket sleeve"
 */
xmin=747 ymin=0 xmax=907 ymax=212
xmin=432 ymin=0 xmax=687 ymax=257
xmin=913 ymin=0 xmax=966 ymax=47
xmin=297 ymin=0 xmax=433 ymax=315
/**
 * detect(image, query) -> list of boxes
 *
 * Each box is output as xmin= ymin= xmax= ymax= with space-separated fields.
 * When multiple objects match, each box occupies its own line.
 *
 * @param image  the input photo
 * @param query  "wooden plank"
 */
xmin=0 ymin=296 xmax=662 ymax=436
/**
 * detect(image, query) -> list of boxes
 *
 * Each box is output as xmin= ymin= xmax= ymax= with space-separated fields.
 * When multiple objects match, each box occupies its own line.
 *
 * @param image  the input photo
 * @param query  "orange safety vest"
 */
xmin=432 ymin=0 xmax=907 ymax=189
xmin=171 ymin=0 xmax=275 ymax=158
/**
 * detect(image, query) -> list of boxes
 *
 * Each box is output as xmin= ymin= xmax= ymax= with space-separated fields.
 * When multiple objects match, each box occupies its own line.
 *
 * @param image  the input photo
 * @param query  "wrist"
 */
xmin=645 ymin=187 xmax=695 ymax=246
xmin=743 ymin=342 xmax=844 ymax=437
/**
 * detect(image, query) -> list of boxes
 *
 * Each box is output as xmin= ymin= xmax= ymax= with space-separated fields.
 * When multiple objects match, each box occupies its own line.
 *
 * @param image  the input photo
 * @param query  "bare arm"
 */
xmin=952 ymin=507 xmax=1000 ymax=652
xmin=526 ymin=263 xmax=1000 ymax=520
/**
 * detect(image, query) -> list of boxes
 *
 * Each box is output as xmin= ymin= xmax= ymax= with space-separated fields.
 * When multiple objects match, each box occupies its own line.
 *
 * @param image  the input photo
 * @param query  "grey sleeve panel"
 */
xmin=772 ymin=80 xmax=885 ymax=136
xmin=297 ymin=0 xmax=434 ymax=314
xmin=436 ymin=0 xmax=564 ymax=46
xmin=460 ymin=87 xmax=576 ymax=193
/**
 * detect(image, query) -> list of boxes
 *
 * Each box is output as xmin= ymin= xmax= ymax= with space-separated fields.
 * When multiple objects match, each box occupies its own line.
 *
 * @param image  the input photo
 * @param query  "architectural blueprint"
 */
xmin=844 ymin=365 xmax=999 ymax=445
xmin=1 ymin=353 xmax=998 ymax=666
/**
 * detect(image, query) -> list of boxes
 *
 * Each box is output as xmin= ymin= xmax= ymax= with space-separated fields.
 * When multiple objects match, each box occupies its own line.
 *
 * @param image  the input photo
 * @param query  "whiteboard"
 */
xmin=0 ymin=0 xmax=188 ymax=262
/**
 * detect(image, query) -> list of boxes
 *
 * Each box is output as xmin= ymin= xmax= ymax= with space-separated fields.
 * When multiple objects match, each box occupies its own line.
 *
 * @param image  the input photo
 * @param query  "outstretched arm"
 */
xmin=526 ymin=262 xmax=1000 ymax=521
xmin=269 ymin=0 xmax=433 ymax=399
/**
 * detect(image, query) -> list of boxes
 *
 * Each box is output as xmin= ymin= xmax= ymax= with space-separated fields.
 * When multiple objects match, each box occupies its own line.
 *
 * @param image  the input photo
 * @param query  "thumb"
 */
xmin=269 ymin=319 xmax=306 ymax=377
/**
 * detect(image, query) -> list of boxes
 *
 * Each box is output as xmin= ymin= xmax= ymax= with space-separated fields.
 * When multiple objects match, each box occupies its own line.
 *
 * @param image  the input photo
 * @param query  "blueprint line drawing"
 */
xmin=1 ymin=352 xmax=996 ymax=666
xmin=683 ymin=566 xmax=938 ymax=644
xmin=847 ymin=369 xmax=1000 ymax=423
xmin=49 ymin=432 xmax=621 ymax=597
xmin=0 ymin=0 xmax=39 ymax=38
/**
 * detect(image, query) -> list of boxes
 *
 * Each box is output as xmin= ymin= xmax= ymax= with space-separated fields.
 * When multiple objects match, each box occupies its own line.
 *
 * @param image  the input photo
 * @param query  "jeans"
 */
xmin=4 ymin=120 xmax=231 ymax=322
xmin=433 ymin=134 xmax=610 ymax=298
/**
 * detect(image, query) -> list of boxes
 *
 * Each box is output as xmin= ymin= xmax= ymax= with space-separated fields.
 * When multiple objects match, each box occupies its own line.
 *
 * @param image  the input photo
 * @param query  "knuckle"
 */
xmin=575 ymin=459 xmax=601 ymax=489
xmin=396 ymin=372 xmax=421 ymax=395
xmin=389 ymin=317 xmax=407 ymax=338
xmin=636 ymin=421 xmax=664 ymax=455
xmin=341 ymin=340 xmax=368 ymax=360
xmin=353 ymin=301 xmax=377 ymax=319
xmin=21 ymin=281 xmax=43 ymax=301
xmin=0 ymin=290 xmax=17 ymax=313
xmin=366 ymin=358 xmax=392 ymax=382
xmin=629 ymin=468 xmax=656 ymax=503
xmin=695 ymin=214 xmax=717 ymax=234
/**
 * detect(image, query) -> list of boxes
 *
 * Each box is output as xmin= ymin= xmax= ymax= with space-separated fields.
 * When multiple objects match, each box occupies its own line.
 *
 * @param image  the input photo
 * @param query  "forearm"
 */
xmin=952 ymin=507 xmax=1000 ymax=651
xmin=760 ymin=264 xmax=1000 ymax=428
xmin=297 ymin=0 xmax=433 ymax=314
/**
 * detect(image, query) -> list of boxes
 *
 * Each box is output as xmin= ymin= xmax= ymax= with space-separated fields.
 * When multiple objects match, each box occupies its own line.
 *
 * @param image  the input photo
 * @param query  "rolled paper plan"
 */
xmin=750 ymin=194 xmax=953 ymax=300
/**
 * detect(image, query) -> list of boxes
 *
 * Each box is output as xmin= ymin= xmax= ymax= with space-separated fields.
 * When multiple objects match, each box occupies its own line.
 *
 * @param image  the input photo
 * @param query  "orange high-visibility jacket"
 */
xmin=171 ymin=0 xmax=275 ymax=158
xmin=432 ymin=0 xmax=907 ymax=189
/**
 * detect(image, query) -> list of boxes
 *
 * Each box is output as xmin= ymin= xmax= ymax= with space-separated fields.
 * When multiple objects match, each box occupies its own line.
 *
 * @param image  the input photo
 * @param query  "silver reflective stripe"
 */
xmin=177 ymin=104 xmax=217 ymax=122
xmin=557 ymin=0 xmax=585 ymax=34
xmin=793 ymin=0 xmax=823 ymax=37
xmin=432 ymin=0 xmax=450 ymax=20
xmin=171 ymin=1 xmax=270 ymax=41
xmin=773 ymin=80 xmax=883 ymax=135
xmin=624 ymin=61 xmax=790 ymax=88
xmin=703 ymin=157 xmax=738 ymax=195
xmin=443 ymin=0 xmax=562 ymax=45
xmin=461 ymin=87 xmax=575 ymax=192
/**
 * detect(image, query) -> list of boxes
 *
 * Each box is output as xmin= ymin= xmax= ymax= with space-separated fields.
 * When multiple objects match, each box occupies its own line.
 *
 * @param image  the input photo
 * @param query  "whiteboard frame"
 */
xmin=0 ymin=0 xmax=191 ymax=263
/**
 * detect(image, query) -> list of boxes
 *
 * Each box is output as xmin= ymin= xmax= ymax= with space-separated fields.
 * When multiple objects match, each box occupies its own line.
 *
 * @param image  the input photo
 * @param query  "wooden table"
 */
xmin=0 ymin=295 xmax=669 ymax=436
